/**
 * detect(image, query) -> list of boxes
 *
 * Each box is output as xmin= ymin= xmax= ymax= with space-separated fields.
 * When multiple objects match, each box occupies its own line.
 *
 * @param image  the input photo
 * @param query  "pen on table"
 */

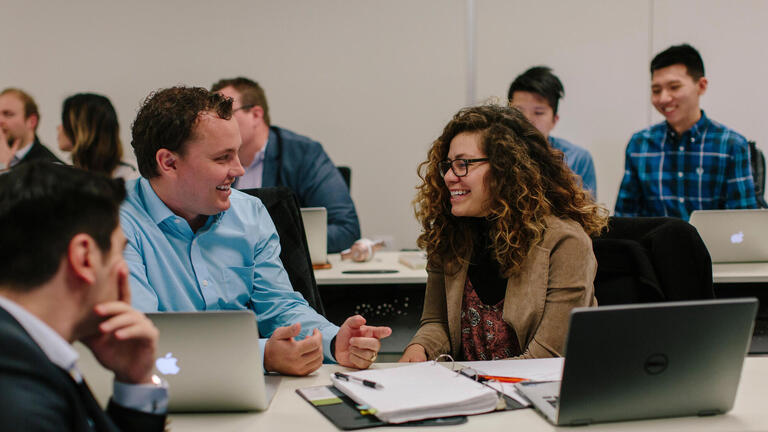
xmin=477 ymin=374 xmax=528 ymax=384
xmin=334 ymin=372 xmax=385 ymax=390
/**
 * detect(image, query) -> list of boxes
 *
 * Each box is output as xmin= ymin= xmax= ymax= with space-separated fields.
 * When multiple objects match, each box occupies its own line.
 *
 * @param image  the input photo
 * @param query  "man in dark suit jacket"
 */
xmin=0 ymin=88 xmax=64 ymax=172
xmin=0 ymin=162 xmax=167 ymax=431
xmin=211 ymin=78 xmax=361 ymax=253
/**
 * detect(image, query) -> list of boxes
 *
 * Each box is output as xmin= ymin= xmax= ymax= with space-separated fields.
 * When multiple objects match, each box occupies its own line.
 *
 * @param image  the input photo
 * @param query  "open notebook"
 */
xmin=329 ymin=362 xmax=498 ymax=424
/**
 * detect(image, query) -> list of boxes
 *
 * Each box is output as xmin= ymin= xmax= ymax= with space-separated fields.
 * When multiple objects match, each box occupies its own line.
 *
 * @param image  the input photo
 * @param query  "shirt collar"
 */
xmin=138 ymin=177 xmax=177 ymax=226
xmin=138 ymin=177 xmax=224 ymax=228
xmin=0 ymin=295 xmax=79 ymax=374
xmin=245 ymin=139 xmax=268 ymax=171
xmin=10 ymin=138 xmax=35 ymax=165
xmin=666 ymin=110 xmax=710 ymax=139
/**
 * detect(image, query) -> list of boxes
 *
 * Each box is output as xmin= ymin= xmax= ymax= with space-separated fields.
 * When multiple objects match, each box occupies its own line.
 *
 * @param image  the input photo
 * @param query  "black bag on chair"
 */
xmin=241 ymin=187 xmax=326 ymax=315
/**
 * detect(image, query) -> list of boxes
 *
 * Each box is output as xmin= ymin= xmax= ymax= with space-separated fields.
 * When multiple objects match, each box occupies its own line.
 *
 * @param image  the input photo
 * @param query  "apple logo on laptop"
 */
xmin=156 ymin=352 xmax=180 ymax=375
xmin=730 ymin=231 xmax=744 ymax=245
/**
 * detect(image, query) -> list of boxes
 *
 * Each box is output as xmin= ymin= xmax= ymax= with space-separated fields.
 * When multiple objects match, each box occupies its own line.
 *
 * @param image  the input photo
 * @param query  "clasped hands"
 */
xmin=264 ymin=315 xmax=392 ymax=376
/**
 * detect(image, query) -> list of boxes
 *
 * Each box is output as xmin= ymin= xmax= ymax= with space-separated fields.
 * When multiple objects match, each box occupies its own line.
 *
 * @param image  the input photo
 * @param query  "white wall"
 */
xmin=2 ymin=0 xmax=766 ymax=249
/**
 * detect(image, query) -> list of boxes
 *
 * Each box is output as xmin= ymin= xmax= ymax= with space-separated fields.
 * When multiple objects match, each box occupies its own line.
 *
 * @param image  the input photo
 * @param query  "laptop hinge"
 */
xmin=569 ymin=418 xmax=593 ymax=426
xmin=697 ymin=409 xmax=722 ymax=416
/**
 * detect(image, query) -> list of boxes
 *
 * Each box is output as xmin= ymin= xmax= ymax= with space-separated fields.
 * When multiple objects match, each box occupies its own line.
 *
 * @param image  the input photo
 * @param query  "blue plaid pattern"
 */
xmin=615 ymin=111 xmax=757 ymax=220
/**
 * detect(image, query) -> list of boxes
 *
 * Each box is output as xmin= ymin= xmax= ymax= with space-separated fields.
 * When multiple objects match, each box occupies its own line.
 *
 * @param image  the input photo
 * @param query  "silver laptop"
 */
xmin=516 ymin=299 xmax=757 ymax=426
xmin=300 ymin=207 xmax=328 ymax=265
xmin=689 ymin=209 xmax=768 ymax=263
xmin=76 ymin=311 xmax=278 ymax=412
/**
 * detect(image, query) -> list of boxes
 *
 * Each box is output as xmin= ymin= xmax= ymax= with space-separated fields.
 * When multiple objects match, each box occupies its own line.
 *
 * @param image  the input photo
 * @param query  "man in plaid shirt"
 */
xmin=615 ymin=44 xmax=757 ymax=220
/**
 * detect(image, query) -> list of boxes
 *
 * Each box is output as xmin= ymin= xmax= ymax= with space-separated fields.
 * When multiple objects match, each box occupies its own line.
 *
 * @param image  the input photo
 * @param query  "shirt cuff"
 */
xmin=113 ymin=378 xmax=169 ymax=414
xmin=259 ymin=337 xmax=267 ymax=369
xmin=322 ymin=326 xmax=340 ymax=363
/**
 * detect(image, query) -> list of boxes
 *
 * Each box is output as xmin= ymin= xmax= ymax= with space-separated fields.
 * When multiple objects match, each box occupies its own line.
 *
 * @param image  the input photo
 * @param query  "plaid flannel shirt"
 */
xmin=615 ymin=111 xmax=757 ymax=220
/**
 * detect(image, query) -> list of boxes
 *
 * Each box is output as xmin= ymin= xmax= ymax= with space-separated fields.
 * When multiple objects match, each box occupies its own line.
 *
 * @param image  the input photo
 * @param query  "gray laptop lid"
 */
xmin=301 ymin=207 xmax=328 ymax=265
xmin=76 ymin=311 xmax=273 ymax=412
xmin=689 ymin=209 xmax=768 ymax=263
xmin=554 ymin=299 xmax=757 ymax=426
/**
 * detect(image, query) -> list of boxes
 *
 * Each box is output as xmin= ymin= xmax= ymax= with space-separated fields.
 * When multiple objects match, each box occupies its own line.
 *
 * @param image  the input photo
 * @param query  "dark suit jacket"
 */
xmin=15 ymin=137 xmax=64 ymax=166
xmin=262 ymin=126 xmax=360 ymax=252
xmin=0 ymin=307 xmax=166 ymax=431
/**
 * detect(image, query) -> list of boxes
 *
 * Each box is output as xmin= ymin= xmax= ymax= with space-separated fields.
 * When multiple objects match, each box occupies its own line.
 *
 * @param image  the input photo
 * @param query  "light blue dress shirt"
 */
xmin=120 ymin=178 xmax=339 ymax=362
xmin=0 ymin=296 xmax=168 ymax=413
xmin=549 ymin=136 xmax=597 ymax=199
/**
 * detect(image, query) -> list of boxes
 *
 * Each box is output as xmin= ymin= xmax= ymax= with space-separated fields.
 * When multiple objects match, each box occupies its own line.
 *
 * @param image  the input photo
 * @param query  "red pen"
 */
xmin=478 ymin=375 xmax=528 ymax=383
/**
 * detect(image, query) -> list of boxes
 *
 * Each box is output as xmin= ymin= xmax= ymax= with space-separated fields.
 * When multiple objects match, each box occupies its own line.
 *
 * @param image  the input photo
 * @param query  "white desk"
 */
xmin=170 ymin=358 xmax=768 ymax=431
xmin=713 ymin=262 xmax=768 ymax=284
xmin=314 ymin=252 xmax=428 ymax=286
xmin=314 ymin=253 xmax=768 ymax=285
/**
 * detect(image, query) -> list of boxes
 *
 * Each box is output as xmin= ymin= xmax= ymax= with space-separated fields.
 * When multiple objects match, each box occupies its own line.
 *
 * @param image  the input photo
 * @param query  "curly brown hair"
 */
xmin=131 ymin=86 xmax=232 ymax=178
xmin=414 ymin=104 xmax=608 ymax=277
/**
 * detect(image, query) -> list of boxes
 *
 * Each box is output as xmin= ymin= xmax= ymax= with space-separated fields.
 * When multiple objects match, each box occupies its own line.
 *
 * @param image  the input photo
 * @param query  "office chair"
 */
xmin=592 ymin=217 xmax=714 ymax=305
xmin=241 ymin=187 xmax=326 ymax=315
xmin=337 ymin=166 xmax=351 ymax=191
xmin=748 ymin=141 xmax=767 ymax=208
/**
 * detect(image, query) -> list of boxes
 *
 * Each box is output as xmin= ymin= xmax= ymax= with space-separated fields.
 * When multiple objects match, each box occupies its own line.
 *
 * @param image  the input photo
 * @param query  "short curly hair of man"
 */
xmin=131 ymin=86 xmax=233 ymax=178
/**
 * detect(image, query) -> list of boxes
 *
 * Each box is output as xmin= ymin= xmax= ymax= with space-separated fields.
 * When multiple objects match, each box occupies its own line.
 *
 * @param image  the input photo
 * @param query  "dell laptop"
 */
xmin=689 ymin=209 xmax=768 ymax=263
xmin=76 ymin=310 xmax=277 ymax=412
xmin=516 ymin=298 xmax=757 ymax=426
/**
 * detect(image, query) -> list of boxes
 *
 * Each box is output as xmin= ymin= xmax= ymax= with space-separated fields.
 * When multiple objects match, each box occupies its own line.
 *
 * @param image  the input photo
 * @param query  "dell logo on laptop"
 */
xmin=644 ymin=353 xmax=668 ymax=375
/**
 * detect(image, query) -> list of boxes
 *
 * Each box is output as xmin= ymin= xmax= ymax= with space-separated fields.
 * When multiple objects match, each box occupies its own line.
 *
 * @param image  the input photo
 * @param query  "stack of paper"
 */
xmin=461 ymin=357 xmax=565 ymax=406
xmin=330 ymin=362 xmax=498 ymax=424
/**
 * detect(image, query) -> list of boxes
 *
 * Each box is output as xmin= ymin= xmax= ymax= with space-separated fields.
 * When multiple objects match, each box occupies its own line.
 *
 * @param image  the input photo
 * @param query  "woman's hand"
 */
xmin=398 ymin=344 xmax=427 ymax=362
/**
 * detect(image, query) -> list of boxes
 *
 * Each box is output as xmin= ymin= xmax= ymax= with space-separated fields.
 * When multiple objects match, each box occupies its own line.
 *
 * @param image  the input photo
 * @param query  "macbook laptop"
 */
xmin=76 ymin=310 xmax=278 ymax=412
xmin=516 ymin=298 xmax=757 ymax=426
xmin=689 ymin=209 xmax=768 ymax=263
xmin=301 ymin=207 xmax=328 ymax=265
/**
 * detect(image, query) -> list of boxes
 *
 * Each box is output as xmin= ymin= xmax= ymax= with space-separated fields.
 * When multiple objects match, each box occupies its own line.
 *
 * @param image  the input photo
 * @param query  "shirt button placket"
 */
xmin=677 ymin=135 xmax=687 ymax=209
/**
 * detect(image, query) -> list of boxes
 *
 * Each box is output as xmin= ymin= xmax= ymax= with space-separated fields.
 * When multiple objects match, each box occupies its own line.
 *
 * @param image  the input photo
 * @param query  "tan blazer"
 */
xmin=408 ymin=216 xmax=597 ymax=360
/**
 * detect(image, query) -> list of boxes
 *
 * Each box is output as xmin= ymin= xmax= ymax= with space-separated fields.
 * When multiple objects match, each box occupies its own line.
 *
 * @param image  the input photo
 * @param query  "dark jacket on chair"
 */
xmin=592 ymin=217 xmax=713 ymax=305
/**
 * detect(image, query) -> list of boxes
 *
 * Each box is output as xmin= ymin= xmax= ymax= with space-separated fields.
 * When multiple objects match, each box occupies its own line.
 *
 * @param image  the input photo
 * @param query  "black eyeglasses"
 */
xmin=233 ymin=104 xmax=255 ymax=113
xmin=439 ymin=158 xmax=489 ymax=177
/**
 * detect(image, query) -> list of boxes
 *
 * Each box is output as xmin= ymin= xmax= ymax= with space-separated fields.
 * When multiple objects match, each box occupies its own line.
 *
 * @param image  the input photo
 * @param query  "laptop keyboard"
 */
xmin=543 ymin=395 xmax=559 ymax=408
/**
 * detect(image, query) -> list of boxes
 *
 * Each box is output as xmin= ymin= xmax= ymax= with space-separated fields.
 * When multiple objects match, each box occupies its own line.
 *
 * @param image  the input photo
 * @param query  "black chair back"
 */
xmin=592 ymin=217 xmax=713 ymax=305
xmin=748 ymin=141 xmax=767 ymax=208
xmin=241 ymin=187 xmax=325 ymax=315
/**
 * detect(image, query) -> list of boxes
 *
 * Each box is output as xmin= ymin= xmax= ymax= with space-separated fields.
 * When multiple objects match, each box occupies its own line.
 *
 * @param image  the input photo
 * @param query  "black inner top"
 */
xmin=466 ymin=218 xmax=507 ymax=305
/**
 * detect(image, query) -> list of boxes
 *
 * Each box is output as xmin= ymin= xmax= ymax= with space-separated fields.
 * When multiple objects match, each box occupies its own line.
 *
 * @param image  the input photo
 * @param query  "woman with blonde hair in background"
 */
xmin=400 ymin=104 xmax=608 ymax=362
xmin=58 ymin=93 xmax=137 ymax=179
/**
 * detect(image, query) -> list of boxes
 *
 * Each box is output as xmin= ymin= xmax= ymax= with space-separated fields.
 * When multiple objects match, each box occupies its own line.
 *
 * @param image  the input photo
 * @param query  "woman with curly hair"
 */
xmin=400 ymin=105 xmax=608 ymax=362
xmin=57 ymin=93 xmax=138 ymax=179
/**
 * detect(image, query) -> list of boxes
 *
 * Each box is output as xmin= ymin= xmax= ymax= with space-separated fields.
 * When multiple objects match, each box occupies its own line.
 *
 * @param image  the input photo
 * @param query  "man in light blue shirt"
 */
xmin=0 ymin=162 xmax=167 ymax=431
xmin=122 ymin=86 xmax=390 ymax=376
xmin=508 ymin=67 xmax=597 ymax=198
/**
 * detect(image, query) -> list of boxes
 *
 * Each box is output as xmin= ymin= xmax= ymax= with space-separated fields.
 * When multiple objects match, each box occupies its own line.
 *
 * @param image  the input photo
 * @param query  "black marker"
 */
xmin=334 ymin=372 xmax=384 ymax=390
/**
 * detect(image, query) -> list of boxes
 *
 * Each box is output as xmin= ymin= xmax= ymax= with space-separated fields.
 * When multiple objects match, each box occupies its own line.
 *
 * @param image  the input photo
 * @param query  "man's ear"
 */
xmin=696 ymin=76 xmax=709 ymax=96
xmin=25 ymin=114 xmax=39 ymax=132
xmin=156 ymin=149 xmax=178 ymax=177
xmin=553 ymin=113 xmax=560 ymax=128
xmin=67 ymin=233 xmax=99 ymax=285
xmin=251 ymin=106 xmax=266 ymax=123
